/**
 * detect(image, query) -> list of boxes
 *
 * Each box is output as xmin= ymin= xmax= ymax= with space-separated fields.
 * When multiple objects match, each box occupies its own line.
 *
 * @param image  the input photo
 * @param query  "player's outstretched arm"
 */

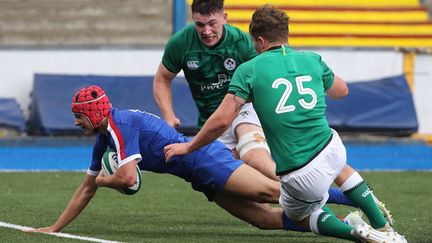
xmin=26 ymin=174 xmax=98 ymax=233
xmin=153 ymin=63 xmax=181 ymax=128
xmin=164 ymin=94 xmax=245 ymax=161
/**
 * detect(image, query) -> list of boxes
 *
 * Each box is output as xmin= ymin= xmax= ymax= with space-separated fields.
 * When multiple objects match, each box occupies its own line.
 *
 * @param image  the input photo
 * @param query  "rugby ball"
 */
xmin=101 ymin=148 xmax=142 ymax=195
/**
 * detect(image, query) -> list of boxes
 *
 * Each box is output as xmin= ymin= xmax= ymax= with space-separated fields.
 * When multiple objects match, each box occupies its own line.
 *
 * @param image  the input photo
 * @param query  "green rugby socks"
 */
xmin=341 ymin=172 xmax=387 ymax=229
xmin=311 ymin=209 xmax=360 ymax=242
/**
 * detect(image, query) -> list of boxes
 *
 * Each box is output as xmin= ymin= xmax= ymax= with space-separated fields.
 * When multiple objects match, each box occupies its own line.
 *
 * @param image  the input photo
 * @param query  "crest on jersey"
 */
xmin=186 ymin=60 xmax=199 ymax=70
xmin=224 ymin=58 xmax=236 ymax=70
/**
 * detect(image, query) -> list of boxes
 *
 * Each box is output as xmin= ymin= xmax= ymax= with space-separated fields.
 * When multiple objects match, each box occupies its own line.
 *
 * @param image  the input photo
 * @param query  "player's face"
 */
xmin=193 ymin=11 xmax=227 ymax=47
xmin=74 ymin=113 xmax=94 ymax=135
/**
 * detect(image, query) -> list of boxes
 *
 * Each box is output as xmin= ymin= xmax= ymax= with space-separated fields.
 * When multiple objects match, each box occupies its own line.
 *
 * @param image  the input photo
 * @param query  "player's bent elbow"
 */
xmin=112 ymin=172 xmax=136 ymax=188
xmin=328 ymin=88 xmax=349 ymax=99
xmin=123 ymin=175 xmax=137 ymax=187
xmin=115 ymin=164 xmax=138 ymax=187
xmin=340 ymin=88 xmax=349 ymax=97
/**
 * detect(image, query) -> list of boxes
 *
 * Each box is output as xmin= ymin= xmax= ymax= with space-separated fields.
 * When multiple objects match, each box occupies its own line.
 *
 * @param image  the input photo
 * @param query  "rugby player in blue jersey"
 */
xmin=29 ymin=85 xmax=367 ymax=234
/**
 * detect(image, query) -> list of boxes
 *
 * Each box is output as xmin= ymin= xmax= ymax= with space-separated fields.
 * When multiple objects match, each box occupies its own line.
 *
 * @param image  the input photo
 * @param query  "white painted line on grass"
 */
xmin=0 ymin=221 xmax=124 ymax=243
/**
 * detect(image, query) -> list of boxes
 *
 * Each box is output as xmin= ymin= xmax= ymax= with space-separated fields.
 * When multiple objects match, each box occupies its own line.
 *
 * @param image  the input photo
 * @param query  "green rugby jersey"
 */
xmin=228 ymin=46 xmax=335 ymax=174
xmin=162 ymin=23 xmax=256 ymax=128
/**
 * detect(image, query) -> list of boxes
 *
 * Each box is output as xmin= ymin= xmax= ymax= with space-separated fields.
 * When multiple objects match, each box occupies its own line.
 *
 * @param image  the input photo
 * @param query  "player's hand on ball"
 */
xmin=98 ymin=170 xmax=106 ymax=177
xmin=101 ymin=149 xmax=142 ymax=195
xmin=95 ymin=174 xmax=105 ymax=187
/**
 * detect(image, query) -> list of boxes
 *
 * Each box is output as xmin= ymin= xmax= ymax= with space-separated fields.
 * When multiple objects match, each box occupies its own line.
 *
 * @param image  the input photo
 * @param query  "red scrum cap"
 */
xmin=71 ymin=85 xmax=111 ymax=128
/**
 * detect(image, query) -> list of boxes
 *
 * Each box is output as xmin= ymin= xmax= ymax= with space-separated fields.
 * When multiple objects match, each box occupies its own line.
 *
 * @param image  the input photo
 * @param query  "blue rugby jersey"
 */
xmin=87 ymin=108 xmax=241 ymax=195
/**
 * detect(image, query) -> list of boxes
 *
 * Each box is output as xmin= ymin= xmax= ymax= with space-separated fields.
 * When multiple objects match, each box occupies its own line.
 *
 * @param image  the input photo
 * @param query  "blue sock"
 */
xmin=282 ymin=212 xmax=309 ymax=232
xmin=327 ymin=187 xmax=357 ymax=207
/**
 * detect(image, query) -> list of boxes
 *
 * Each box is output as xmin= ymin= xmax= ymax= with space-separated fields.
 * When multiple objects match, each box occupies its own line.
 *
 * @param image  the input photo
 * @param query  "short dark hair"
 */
xmin=249 ymin=4 xmax=289 ymax=42
xmin=191 ymin=0 xmax=224 ymax=15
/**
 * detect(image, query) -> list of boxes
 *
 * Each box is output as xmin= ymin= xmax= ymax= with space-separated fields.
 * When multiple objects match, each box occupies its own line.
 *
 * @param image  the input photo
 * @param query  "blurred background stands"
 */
xmin=0 ymin=0 xmax=431 ymax=141
xmin=0 ymin=0 xmax=172 ymax=47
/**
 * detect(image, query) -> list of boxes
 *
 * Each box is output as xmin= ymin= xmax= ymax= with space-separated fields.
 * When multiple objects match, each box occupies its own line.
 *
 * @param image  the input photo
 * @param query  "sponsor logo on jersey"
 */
xmin=224 ymin=58 xmax=236 ymax=70
xmin=200 ymin=74 xmax=230 ymax=92
xmin=186 ymin=60 xmax=199 ymax=70
xmin=239 ymin=110 xmax=250 ymax=119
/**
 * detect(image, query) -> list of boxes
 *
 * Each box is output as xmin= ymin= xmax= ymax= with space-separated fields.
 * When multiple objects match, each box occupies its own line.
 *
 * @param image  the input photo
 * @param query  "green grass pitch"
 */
xmin=0 ymin=171 xmax=431 ymax=242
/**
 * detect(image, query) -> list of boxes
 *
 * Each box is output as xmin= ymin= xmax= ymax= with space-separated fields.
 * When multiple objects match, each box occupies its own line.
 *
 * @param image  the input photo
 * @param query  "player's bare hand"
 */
xmin=166 ymin=117 xmax=181 ymax=128
xmin=23 ymin=226 xmax=58 ymax=233
xmin=164 ymin=143 xmax=190 ymax=162
xmin=98 ymin=169 xmax=106 ymax=177
xmin=95 ymin=173 xmax=106 ymax=186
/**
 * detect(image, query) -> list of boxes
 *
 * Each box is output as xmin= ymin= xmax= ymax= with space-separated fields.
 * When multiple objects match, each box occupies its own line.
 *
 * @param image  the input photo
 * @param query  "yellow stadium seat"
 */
xmin=187 ymin=0 xmax=432 ymax=48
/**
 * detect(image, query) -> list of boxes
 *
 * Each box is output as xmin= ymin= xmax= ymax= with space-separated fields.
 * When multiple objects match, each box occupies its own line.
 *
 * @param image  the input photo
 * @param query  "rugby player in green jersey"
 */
xmin=164 ymin=4 xmax=407 ymax=243
xmin=155 ymin=0 xmax=394 ymax=225
xmin=153 ymin=0 xmax=278 ymax=181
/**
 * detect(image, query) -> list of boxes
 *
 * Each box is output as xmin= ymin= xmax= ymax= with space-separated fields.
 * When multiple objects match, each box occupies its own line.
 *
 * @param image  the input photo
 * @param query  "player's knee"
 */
xmin=255 ymin=184 xmax=279 ymax=204
xmin=249 ymin=170 xmax=280 ymax=203
xmin=251 ymin=219 xmax=274 ymax=230
xmin=248 ymin=211 xmax=281 ymax=230
xmin=236 ymin=131 xmax=271 ymax=159
xmin=265 ymin=187 xmax=280 ymax=203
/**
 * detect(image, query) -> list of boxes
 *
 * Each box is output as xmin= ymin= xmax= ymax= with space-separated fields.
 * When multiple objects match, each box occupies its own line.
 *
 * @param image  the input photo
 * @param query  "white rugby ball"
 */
xmin=101 ymin=149 xmax=142 ymax=195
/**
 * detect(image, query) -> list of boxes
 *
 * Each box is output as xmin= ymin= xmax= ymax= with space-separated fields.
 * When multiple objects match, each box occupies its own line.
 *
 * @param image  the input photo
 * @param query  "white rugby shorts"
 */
xmin=279 ymin=129 xmax=347 ymax=221
xmin=217 ymin=102 xmax=262 ymax=150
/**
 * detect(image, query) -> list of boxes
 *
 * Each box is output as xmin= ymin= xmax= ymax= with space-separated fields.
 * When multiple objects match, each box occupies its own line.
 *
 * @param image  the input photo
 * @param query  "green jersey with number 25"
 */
xmin=228 ymin=46 xmax=335 ymax=175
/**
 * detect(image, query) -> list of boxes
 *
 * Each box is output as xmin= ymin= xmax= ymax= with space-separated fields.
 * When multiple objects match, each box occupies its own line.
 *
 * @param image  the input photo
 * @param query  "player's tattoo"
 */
xmin=233 ymin=95 xmax=245 ymax=113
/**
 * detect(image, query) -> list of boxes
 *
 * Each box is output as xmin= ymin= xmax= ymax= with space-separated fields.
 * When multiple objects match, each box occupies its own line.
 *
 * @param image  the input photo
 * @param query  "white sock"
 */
xmin=309 ymin=209 xmax=325 ymax=234
xmin=340 ymin=172 xmax=363 ymax=192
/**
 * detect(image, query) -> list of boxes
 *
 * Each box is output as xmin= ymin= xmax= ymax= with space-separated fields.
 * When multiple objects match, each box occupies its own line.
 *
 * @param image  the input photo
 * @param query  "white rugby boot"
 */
xmin=344 ymin=211 xmax=366 ymax=228
xmin=353 ymin=222 xmax=408 ymax=243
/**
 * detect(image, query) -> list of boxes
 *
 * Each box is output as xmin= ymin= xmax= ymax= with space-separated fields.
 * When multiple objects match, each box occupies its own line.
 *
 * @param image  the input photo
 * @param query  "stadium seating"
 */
xmin=326 ymin=75 xmax=418 ymax=135
xmin=1 ymin=0 xmax=430 ymax=47
xmin=0 ymin=0 xmax=171 ymax=46
xmin=27 ymin=74 xmax=198 ymax=135
xmin=0 ymin=98 xmax=26 ymax=133
xmin=214 ymin=0 xmax=432 ymax=48
xmin=27 ymin=73 xmax=418 ymax=136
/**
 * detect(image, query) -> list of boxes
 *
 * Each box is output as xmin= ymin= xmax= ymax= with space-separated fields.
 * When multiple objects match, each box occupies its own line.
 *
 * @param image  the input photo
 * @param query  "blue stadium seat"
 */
xmin=326 ymin=74 xmax=418 ymax=135
xmin=0 ymin=98 xmax=26 ymax=133
xmin=27 ymin=73 xmax=418 ymax=136
xmin=28 ymin=74 xmax=198 ymax=135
